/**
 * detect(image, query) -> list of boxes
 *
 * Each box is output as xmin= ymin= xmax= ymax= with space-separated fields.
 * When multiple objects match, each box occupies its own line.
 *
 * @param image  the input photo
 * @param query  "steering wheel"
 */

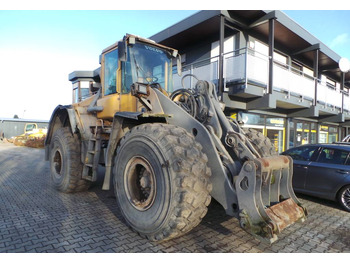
xmin=146 ymin=76 xmax=158 ymax=84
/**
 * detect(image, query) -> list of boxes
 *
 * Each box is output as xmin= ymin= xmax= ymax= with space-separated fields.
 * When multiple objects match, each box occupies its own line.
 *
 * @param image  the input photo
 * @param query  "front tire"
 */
xmin=113 ymin=123 xmax=212 ymax=241
xmin=243 ymin=128 xmax=277 ymax=157
xmin=49 ymin=127 xmax=91 ymax=192
xmin=338 ymin=185 xmax=350 ymax=212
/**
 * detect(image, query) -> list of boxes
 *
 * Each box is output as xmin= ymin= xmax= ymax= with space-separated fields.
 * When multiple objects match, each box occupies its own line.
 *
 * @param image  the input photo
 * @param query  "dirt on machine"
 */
xmin=44 ymin=34 xmax=307 ymax=243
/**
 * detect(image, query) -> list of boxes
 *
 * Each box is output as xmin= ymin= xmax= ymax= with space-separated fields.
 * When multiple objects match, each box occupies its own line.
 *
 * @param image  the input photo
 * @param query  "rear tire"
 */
xmin=49 ymin=127 xmax=91 ymax=192
xmin=113 ymin=123 xmax=212 ymax=241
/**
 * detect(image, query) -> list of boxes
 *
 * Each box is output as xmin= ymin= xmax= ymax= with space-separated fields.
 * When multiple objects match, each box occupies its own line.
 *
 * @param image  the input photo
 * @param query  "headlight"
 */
xmin=131 ymin=83 xmax=149 ymax=97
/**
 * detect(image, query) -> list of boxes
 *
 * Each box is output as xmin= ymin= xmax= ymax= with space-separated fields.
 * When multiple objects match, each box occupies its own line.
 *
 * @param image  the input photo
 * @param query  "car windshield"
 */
xmin=122 ymin=42 xmax=173 ymax=93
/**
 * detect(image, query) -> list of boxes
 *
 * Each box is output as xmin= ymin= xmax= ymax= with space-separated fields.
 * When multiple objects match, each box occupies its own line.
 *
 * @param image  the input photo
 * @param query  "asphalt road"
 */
xmin=0 ymin=142 xmax=350 ymax=253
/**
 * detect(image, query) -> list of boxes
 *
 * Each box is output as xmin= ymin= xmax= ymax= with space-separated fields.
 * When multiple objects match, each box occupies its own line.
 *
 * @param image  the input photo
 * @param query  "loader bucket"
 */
xmin=235 ymin=155 xmax=307 ymax=243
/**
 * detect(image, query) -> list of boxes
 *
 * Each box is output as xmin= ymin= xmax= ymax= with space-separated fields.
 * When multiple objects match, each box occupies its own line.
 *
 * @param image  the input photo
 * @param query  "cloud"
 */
xmin=329 ymin=33 xmax=350 ymax=49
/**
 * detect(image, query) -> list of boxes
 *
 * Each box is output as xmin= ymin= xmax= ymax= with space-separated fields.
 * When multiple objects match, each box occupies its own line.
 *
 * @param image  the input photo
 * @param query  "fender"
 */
xmin=102 ymin=111 xmax=167 ymax=190
xmin=44 ymin=105 xmax=78 ymax=160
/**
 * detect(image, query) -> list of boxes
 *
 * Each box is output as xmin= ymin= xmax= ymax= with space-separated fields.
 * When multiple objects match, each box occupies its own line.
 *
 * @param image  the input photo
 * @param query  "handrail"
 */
xmin=174 ymin=47 xmax=348 ymax=110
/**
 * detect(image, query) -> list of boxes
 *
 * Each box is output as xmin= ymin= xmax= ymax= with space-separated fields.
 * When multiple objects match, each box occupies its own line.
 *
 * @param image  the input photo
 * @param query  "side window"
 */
xmin=25 ymin=123 xmax=37 ymax=132
xmin=285 ymin=146 xmax=317 ymax=161
xmin=121 ymin=61 xmax=133 ymax=94
xmin=317 ymin=148 xmax=349 ymax=165
xmin=104 ymin=49 xmax=118 ymax=95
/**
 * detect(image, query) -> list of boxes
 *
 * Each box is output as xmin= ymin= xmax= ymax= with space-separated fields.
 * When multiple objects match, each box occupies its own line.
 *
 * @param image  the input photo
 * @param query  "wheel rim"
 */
xmin=53 ymin=149 xmax=63 ymax=175
xmin=341 ymin=188 xmax=350 ymax=209
xmin=124 ymin=156 xmax=156 ymax=211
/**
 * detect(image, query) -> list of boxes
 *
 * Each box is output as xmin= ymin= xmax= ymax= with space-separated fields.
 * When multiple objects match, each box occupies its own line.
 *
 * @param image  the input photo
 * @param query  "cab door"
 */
xmin=97 ymin=47 xmax=137 ymax=119
xmin=119 ymin=58 xmax=137 ymax=112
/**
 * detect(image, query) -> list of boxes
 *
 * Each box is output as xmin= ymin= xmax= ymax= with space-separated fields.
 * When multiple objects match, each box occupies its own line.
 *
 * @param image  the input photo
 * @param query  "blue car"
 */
xmin=282 ymin=143 xmax=350 ymax=212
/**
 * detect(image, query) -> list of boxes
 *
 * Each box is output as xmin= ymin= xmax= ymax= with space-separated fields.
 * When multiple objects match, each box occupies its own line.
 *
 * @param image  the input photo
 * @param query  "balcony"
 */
xmin=173 ymin=48 xmax=350 ymax=121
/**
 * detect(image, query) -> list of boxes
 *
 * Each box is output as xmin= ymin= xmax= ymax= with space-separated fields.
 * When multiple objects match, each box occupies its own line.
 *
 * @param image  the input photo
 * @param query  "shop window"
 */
xmin=241 ymin=113 xmax=265 ymax=126
xmin=319 ymin=125 xmax=338 ymax=143
xmin=329 ymin=127 xmax=337 ymax=133
xmin=310 ymin=122 xmax=317 ymax=144
xmin=293 ymin=120 xmax=318 ymax=147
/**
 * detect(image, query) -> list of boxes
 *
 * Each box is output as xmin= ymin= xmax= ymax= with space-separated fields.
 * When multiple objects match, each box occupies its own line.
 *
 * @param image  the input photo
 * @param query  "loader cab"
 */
xmin=96 ymin=35 xmax=178 ymax=119
xmin=69 ymin=69 xmax=101 ymax=104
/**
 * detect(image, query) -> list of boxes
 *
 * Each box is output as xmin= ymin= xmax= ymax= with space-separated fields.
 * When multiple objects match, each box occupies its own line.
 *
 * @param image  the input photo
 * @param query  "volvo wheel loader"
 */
xmin=45 ymin=34 xmax=307 ymax=243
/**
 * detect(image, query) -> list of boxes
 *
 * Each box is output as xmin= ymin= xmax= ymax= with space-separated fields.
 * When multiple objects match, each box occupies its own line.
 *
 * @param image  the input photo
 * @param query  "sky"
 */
xmin=0 ymin=10 xmax=198 ymax=120
xmin=0 ymin=8 xmax=350 ymax=120
xmin=283 ymin=10 xmax=350 ymax=59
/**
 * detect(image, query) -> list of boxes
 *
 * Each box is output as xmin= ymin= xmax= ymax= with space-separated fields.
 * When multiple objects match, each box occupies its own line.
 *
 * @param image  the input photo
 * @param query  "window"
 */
xmin=303 ymin=66 xmax=314 ymax=78
xmin=123 ymin=42 xmax=173 ymax=93
xmin=104 ymin=49 xmax=119 ymax=95
xmin=326 ymin=78 xmax=336 ymax=89
xmin=284 ymin=146 xmax=318 ymax=161
xmin=273 ymin=52 xmax=287 ymax=66
xmin=292 ymin=62 xmax=302 ymax=75
xmin=25 ymin=124 xmax=37 ymax=132
xmin=317 ymin=148 xmax=349 ymax=165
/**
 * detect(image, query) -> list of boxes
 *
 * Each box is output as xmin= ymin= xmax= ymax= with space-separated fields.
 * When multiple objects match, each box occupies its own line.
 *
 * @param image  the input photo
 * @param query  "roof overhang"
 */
xmin=150 ymin=10 xmax=350 ymax=85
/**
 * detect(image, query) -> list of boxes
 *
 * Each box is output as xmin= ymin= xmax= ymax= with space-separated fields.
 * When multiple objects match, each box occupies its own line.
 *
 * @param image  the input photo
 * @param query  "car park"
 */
xmin=282 ymin=143 xmax=350 ymax=212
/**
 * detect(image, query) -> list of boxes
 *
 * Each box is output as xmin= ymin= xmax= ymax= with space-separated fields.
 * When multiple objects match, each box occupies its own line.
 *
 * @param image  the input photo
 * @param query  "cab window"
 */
xmin=104 ymin=49 xmax=118 ymax=95
xmin=25 ymin=123 xmax=37 ymax=132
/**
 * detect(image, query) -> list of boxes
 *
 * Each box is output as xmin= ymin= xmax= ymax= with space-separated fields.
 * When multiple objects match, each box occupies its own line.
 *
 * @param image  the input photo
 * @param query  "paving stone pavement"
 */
xmin=1 ymin=142 xmax=350 ymax=253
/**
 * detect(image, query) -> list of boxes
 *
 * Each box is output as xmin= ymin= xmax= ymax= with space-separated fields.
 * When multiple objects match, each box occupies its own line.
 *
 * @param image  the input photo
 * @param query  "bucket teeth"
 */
xmin=235 ymin=155 xmax=307 ymax=243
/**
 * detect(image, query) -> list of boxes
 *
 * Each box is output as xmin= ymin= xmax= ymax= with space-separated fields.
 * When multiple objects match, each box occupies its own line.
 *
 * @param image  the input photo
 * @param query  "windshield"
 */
xmin=121 ymin=42 xmax=173 ymax=94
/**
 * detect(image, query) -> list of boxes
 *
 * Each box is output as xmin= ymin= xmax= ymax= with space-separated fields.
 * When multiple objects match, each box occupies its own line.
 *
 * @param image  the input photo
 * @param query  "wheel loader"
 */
xmin=45 ymin=34 xmax=307 ymax=243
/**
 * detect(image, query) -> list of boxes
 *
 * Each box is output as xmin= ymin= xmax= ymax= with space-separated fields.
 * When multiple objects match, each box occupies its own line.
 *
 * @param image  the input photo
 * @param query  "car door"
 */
xmin=304 ymin=147 xmax=350 ymax=199
xmin=283 ymin=146 xmax=319 ymax=190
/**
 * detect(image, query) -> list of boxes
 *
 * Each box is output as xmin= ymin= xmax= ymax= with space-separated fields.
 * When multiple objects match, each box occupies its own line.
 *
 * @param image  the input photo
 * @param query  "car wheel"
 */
xmin=338 ymin=185 xmax=350 ymax=212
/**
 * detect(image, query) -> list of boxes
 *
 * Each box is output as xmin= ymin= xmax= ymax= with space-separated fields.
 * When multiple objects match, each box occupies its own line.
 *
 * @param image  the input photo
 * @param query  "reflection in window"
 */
xmin=317 ymin=148 xmax=349 ymax=165
xmin=285 ymin=146 xmax=317 ymax=161
xmin=122 ymin=43 xmax=173 ymax=94
xmin=104 ymin=49 xmax=118 ymax=95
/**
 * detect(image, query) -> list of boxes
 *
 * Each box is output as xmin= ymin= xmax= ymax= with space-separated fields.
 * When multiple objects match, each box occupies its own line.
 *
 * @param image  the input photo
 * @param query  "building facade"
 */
xmin=150 ymin=10 xmax=350 ymax=153
xmin=0 ymin=118 xmax=48 ymax=139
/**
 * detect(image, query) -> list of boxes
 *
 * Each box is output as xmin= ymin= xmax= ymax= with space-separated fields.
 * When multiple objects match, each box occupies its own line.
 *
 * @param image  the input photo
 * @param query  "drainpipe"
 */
xmin=268 ymin=18 xmax=275 ymax=94
xmin=313 ymin=49 xmax=319 ymax=106
xmin=341 ymin=72 xmax=345 ymax=113
xmin=218 ymin=15 xmax=225 ymax=100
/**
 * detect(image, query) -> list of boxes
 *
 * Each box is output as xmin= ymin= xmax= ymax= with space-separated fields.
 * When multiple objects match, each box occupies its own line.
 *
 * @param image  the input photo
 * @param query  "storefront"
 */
xmin=232 ymin=112 xmax=342 ymax=153
xmin=289 ymin=119 xmax=317 ymax=148
xmin=235 ymin=112 xmax=286 ymax=153
xmin=319 ymin=125 xmax=338 ymax=143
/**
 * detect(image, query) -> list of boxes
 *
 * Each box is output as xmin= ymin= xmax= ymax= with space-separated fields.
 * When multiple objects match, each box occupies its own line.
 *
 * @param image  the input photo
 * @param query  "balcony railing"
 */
xmin=173 ymin=47 xmax=349 ymax=112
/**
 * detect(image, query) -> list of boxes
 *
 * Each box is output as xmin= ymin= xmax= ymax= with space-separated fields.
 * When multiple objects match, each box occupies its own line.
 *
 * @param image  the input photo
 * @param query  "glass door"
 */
xmin=294 ymin=120 xmax=317 ymax=147
xmin=266 ymin=127 xmax=284 ymax=153
xmin=265 ymin=117 xmax=285 ymax=153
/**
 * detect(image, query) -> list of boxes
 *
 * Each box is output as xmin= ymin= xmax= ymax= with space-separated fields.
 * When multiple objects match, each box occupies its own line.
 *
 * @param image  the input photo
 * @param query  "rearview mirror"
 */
xmin=177 ymin=54 xmax=182 ymax=76
xmin=118 ymin=41 xmax=127 ymax=62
